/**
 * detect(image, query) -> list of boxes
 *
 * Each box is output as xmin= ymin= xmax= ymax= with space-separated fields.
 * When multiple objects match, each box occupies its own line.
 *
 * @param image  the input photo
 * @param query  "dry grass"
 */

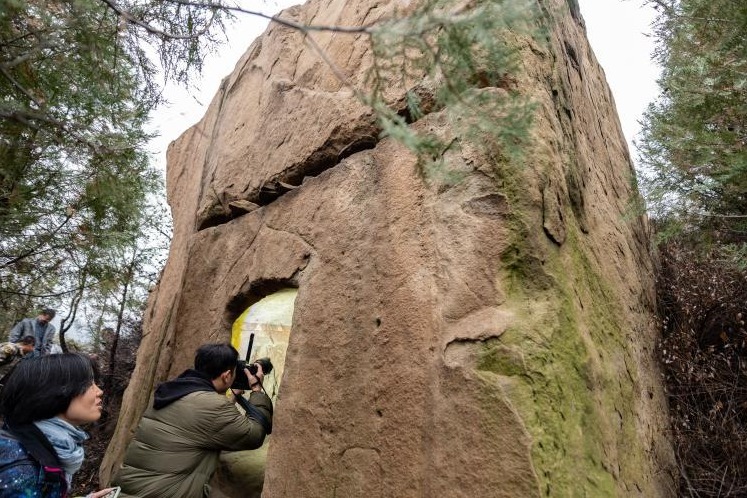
xmin=657 ymin=241 xmax=747 ymax=497
xmin=71 ymin=323 xmax=141 ymax=496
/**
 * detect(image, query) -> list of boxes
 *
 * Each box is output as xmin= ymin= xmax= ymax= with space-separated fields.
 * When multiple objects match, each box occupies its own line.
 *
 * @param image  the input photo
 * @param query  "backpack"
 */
xmin=0 ymin=425 xmax=68 ymax=497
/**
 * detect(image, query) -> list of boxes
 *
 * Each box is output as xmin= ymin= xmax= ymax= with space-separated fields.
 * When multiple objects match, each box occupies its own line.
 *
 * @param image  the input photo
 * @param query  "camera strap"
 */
xmin=235 ymin=395 xmax=273 ymax=434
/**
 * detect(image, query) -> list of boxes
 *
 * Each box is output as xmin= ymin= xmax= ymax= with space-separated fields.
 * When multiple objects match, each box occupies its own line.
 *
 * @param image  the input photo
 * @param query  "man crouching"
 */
xmin=113 ymin=343 xmax=272 ymax=498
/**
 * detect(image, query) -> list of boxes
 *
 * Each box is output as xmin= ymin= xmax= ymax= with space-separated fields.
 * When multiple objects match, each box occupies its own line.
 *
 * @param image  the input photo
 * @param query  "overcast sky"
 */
xmin=578 ymin=0 xmax=660 ymax=157
xmin=149 ymin=0 xmax=661 ymax=170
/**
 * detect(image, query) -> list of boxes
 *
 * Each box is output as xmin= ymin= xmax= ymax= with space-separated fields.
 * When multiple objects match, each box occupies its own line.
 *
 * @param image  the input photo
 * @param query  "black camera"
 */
xmin=232 ymin=357 xmax=273 ymax=390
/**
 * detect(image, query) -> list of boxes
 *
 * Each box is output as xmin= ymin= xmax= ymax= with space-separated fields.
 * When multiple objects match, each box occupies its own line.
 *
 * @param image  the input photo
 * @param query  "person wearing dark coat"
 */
xmin=9 ymin=309 xmax=57 ymax=357
xmin=113 ymin=343 xmax=273 ymax=498
xmin=0 ymin=353 xmax=116 ymax=498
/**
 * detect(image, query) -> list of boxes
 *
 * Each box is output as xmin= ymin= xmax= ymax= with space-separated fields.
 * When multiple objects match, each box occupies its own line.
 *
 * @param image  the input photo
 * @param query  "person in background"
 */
xmin=0 ymin=335 xmax=35 ymax=384
xmin=113 ymin=343 xmax=273 ymax=498
xmin=9 ymin=308 xmax=57 ymax=357
xmin=0 ymin=353 xmax=115 ymax=498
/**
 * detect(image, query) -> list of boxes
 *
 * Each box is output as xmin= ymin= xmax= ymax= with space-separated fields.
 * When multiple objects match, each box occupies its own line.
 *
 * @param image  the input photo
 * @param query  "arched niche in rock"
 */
xmin=212 ymin=287 xmax=297 ymax=498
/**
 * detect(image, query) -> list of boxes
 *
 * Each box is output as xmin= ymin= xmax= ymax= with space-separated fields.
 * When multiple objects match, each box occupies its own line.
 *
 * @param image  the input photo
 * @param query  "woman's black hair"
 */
xmin=194 ymin=343 xmax=239 ymax=379
xmin=0 ymin=353 xmax=97 ymax=425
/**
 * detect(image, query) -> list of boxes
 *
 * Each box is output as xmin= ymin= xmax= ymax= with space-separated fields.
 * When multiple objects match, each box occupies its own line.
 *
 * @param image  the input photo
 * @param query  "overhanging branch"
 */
xmin=165 ymin=0 xmax=375 ymax=34
xmin=98 ymin=0 xmax=219 ymax=40
xmin=0 ymin=108 xmax=101 ymax=153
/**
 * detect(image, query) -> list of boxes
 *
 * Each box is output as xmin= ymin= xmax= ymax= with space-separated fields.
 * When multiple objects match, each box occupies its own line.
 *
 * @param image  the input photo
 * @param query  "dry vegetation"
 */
xmin=72 ymin=321 xmax=142 ymax=495
xmin=657 ymin=241 xmax=747 ymax=496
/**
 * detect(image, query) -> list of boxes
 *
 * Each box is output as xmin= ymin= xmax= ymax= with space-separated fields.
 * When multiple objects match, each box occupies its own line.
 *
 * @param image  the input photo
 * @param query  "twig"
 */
xmin=0 ymin=108 xmax=101 ymax=153
xmin=98 ymin=0 xmax=218 ymax=40
xmin=165 ymin=0 xmax=375 ymax=34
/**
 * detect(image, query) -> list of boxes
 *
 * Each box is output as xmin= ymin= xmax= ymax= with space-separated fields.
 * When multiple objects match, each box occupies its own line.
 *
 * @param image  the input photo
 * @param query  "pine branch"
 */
xmin=164 ymin=0 xmax=375 ymax=34
xmin=0 ymin=108 xmax=101 ymax=153
xmin=0 ymin=63 xmax=45 ymax=109
xmin=97 ymin=0 xmax=219 ymax=40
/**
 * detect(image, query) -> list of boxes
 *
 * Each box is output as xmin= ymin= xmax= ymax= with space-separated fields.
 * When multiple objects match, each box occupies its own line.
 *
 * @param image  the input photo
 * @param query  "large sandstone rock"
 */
xmin=102 ymin=0 xmax=676 ymax=495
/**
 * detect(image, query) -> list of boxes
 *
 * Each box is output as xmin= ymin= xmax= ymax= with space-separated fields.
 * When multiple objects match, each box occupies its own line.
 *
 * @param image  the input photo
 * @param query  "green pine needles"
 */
xmin=639 ymin=0 xmax=747 ymax=240
xmin=364 ymin=0 xmax=541 ymax=180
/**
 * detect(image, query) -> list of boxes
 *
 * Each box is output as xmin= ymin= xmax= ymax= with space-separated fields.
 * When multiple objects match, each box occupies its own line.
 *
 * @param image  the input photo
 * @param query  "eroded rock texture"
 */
xmin=102 ymin=0 xmax=676 ymax=495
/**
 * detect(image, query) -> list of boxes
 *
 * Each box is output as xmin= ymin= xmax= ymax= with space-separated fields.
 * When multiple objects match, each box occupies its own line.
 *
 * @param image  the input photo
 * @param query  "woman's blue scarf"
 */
xmin=33 ymin=417 xmax=88 ymax=485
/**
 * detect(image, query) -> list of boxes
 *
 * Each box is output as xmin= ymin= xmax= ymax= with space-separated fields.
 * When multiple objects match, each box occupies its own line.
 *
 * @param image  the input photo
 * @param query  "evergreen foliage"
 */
xmin=640 ymin=1 xmax=747 ymax=494
xmin=365 ymin=0 xmax=539 ymax=177
xmin=0 ymin=0 xmax=227 ymax=330
xmin=639 ymin=0 xmax=747 ymax=240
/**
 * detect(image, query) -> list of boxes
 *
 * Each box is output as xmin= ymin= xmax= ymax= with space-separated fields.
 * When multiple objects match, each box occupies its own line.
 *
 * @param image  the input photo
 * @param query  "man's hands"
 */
xmin=229 ymin=362 xmax=264 ymax=401
xmin=246 ymin=362 xmax=264 ymax=393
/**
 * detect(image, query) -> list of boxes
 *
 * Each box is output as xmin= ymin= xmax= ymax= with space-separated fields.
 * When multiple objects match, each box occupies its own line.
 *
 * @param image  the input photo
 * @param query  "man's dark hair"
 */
xmin=18 ymin=336 xmax=36 ymax=346
xmin=194 ymin=343 xmax=239 ymax=379
xmin=0 ymin=353 xmax=96 ymax=425
xmin=41 ymin=308 xmax=56 ymax=319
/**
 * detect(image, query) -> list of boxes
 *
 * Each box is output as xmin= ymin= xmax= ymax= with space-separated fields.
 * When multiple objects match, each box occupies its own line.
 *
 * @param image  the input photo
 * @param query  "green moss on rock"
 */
xmin=487 ymin=207 xmax=650 ymax=495
xmin=477 ymin=341 xmax=528 ymax=377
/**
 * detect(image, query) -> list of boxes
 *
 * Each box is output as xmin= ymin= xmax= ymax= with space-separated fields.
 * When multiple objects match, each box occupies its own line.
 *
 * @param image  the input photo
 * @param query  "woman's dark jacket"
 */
xmin=0 ymin=424 xmax=68 ymax=497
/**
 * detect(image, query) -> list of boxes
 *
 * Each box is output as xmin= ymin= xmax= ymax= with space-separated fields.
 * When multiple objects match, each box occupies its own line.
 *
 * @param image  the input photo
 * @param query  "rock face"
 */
xmin=102 ymin=0 xmax=676 ymax=495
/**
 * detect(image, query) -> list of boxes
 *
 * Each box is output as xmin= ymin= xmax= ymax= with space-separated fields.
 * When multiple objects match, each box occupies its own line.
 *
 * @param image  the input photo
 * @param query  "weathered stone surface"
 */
xmin=102 ymin=0 xmax=676 ymax=496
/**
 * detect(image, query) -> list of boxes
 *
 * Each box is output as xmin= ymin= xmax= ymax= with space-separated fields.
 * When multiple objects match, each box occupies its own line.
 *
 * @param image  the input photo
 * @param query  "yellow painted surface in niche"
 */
xmin=230 ymin=288 xmax=296 ymax=401
xmin=214 ymin=288 xmax=297 ymax=498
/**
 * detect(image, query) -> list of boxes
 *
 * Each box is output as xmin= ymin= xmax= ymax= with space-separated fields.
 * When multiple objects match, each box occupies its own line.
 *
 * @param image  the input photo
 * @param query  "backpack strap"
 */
xmin=3 ymin=422 xmax=68 ymax=494
xmin=5 ymin=422 xmax=61 ymax=468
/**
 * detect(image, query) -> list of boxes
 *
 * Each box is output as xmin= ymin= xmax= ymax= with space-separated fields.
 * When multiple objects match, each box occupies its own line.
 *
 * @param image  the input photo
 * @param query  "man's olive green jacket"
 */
xmin=113 ymin=383 xmax=272 ymax=498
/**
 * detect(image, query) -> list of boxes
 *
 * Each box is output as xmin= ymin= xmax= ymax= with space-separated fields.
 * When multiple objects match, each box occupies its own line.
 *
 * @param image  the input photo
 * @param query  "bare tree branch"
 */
xmin=97 ymin=0 xmax=219 ymax=40
xmin=0 ymin=287 xmax=89 ymax=298
xmin=0 ymin=212 xmax=75 ymax=269
xmin=303 ymin=33 xmax=358 ymax=93
xmin=0 ymin=63 xmax=45 ymax=109
xmin=0 ymin=108 xmax=101 ymax=153
xmin=165 ymin=0 xmax=375 ymax=34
